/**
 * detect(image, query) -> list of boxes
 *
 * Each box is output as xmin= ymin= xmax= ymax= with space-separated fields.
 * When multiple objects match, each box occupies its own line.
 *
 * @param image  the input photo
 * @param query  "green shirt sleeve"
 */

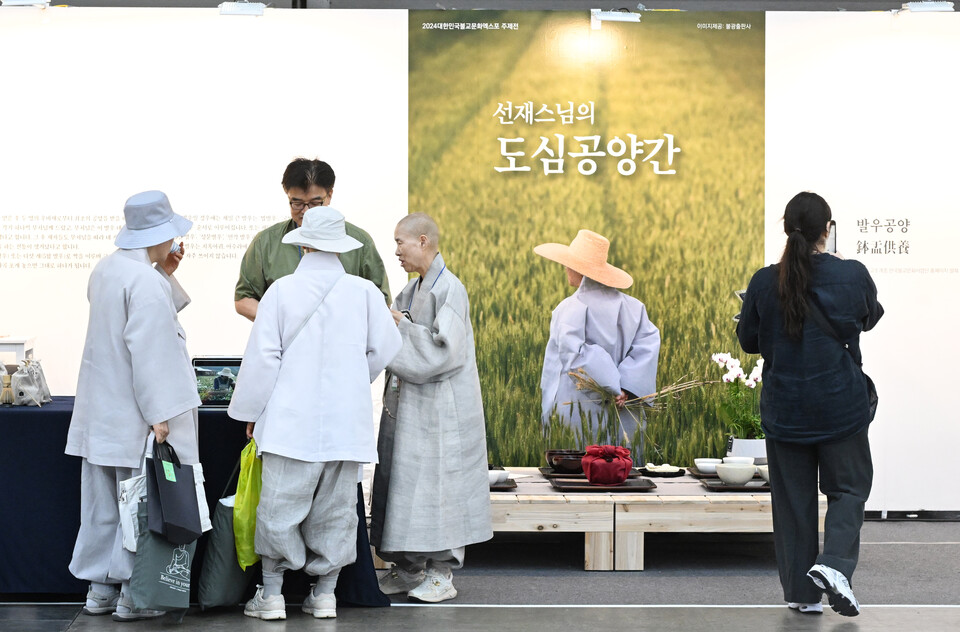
xmin=234 ymin=236 xmax=267 ymax=302
xmin=343 ymin=223 xmax=391 ymax=305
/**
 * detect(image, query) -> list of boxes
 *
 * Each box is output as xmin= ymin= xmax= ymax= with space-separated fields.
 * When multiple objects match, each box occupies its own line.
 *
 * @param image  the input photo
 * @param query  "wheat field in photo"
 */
xmin=408 ymin=11 xmax=766 ymax=466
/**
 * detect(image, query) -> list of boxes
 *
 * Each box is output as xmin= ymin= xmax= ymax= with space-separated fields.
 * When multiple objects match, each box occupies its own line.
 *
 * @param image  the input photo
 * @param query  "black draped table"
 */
xmin=0 ymin=398 xmax=387 ymax=607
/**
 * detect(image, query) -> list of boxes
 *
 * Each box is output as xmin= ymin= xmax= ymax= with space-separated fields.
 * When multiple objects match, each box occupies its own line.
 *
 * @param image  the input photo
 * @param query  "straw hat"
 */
xmin=115 ymin=190 xmax=193 ymax=249
xmin=217 ymin=368 xmax=234 ymax=378
xmin=281 ymin=207 xmax=362 ymax=253
xmin=534 ymin=229 xmax=633 ymax=289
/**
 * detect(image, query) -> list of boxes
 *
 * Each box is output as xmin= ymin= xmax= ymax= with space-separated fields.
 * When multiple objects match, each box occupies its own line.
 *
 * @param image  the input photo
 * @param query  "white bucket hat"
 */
xmin=534 ymin=229 xmax=633 ymax=289
xmin=282 ymin=207 xmax=362 ymax=253
xmin=217 ymin=368 xmax=234 ymax=377
xmin=114 ymin=190 xmax=193 ymax=249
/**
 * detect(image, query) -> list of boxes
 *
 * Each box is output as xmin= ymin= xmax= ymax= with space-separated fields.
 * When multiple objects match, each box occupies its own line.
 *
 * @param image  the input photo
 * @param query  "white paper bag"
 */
xmin=193 ymin=463 xmax=212 ymax=533
xmin=119 ymin=472 xmax=148 ymax=552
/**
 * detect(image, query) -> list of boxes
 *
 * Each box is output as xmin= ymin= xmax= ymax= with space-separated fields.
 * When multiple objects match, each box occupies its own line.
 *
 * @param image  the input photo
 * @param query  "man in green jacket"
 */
xmin=234 ymin=158 xmax=390 ymax=320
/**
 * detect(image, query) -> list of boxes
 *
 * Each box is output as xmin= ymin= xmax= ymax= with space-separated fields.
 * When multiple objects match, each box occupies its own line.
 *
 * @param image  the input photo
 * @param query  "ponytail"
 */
xmin=777 ymin=192 xmax=832 ymax=340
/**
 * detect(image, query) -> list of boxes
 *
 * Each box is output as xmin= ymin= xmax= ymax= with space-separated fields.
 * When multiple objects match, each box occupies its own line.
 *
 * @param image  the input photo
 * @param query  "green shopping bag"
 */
xmin=198 ymin=458 xmax=255 ymax=609
xmin=233 ymin=439 xmax=262 ymax=571
xmin=130 ymin=502 xmax=196 ymax=612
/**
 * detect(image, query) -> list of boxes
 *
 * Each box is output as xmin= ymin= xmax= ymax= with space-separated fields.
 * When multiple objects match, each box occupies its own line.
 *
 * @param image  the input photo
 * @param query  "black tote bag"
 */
xmin=146 ymin=438 xmax=202 ymax=545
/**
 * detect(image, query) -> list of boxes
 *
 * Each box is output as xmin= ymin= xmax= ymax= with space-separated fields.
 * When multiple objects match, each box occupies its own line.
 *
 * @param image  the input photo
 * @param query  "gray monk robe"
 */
xmin=371 ymin=253 xmax=493 ymax=554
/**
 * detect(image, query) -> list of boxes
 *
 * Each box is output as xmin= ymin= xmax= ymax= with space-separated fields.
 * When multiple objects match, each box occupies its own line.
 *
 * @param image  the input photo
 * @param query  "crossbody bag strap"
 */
xmin=283 ymin=275 xmax=343 ymax=351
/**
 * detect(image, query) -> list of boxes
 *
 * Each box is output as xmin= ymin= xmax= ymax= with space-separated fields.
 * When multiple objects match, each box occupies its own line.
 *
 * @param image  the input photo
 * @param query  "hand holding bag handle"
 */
xmin=806 ymin=297 xmax=879 ymax=421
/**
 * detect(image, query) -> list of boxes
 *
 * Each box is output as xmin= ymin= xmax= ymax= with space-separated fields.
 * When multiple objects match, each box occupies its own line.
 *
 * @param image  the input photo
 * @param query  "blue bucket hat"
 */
xmin=114 ymin=190 xmax=193 ymax=249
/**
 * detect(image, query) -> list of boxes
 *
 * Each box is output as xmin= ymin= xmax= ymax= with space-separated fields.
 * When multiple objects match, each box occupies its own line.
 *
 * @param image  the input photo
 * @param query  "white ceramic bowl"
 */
xmin=723 ymin=456 xmax=755 ymax=466
xmin=488 ymin=470 xmax=509 ymax=485
xmin=756 ymin=465 xmax=769 ymax=483
xmin=716 ymin=463 xmax=756 ymax=485
xmin=694 ymin=458 xmax=722 ymax=474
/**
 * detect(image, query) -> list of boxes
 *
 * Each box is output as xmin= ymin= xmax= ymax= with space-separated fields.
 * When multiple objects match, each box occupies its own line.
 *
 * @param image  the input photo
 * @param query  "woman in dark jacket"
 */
xmin=737 ymin=192 xmax=883 ymax=617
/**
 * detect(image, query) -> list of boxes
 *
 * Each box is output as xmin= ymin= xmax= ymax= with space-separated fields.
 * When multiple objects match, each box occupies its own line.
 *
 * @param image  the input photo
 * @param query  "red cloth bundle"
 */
xmin=581 ymin=445 xmax=633 ymax=485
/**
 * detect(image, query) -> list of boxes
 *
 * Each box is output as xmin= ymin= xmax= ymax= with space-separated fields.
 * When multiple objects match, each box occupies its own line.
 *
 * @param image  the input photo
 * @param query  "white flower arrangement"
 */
xmin=711 ymin=353 xmax=764 ymax=439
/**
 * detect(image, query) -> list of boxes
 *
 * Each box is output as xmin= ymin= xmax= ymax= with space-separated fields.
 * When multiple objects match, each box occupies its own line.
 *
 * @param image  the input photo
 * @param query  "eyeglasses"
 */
xmin=288 ymin=197 xmax=327 ymax=211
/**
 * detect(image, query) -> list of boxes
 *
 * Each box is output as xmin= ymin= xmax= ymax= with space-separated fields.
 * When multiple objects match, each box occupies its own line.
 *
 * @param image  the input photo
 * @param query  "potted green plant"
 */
xmin=711 ymin=353 xmax=765 ymax=460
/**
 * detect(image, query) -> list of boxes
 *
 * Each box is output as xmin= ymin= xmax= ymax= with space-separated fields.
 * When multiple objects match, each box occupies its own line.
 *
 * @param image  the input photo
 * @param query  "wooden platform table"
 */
xmin=494 ymin=467 xmax=826 ymax=572
xmin=492 ymin=468 xmax=616 ymax=570
xmin=612 ymin=475 xmax=826 ymax=570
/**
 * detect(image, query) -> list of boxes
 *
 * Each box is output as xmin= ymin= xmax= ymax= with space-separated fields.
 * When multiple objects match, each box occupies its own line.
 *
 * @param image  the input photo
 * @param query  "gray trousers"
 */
xmin=255 ymin=454 xmax=359 ymax=578
xmin=766 ymin=427 xmax=873 ymax=603
xmin=69 ymin=460 xmax=137 ymax=585
xmin=378 ymin=547 xmax=465 ymax=576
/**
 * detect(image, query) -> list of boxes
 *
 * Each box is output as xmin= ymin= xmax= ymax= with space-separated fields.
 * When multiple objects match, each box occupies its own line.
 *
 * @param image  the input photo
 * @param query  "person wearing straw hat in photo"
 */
xmin=228 ymin=206 xmax=401 ymax=621
xmin=65 ymin=190 xmax=202 ymax=622
xmin=212 ymin=368 xmax=236 ymax=391
xmin=534 ymin=229 xmax=661 ymax=444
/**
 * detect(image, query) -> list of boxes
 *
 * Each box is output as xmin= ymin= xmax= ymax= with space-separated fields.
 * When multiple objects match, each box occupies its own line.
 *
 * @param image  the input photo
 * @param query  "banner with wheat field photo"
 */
xmin=408 ymin=11 xmax=765 ymax=466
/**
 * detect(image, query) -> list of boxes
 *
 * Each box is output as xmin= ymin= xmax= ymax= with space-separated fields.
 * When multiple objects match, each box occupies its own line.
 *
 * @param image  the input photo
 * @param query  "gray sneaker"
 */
xmin=243 ymin=585 xmax=286 ymax=621
xmin=110 ymin=593 xmax=165 ymax=622
xmin=378 ymin=566 xmax=424 ymax=595
xmin=407 ymin=569 xmax=457 ymax=603
xmin=807 ymin=564 xmax=860 ymax=617
xmin=82 ymin=587 xmax=120 ymax=616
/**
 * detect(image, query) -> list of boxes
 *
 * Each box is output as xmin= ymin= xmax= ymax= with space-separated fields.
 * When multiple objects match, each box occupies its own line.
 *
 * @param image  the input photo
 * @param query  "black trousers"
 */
xmin=765 ymin=427 xmax=872 ymax=603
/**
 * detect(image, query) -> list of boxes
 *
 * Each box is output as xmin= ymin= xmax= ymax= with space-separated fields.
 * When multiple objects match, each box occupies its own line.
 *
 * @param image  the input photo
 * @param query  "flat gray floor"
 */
xmin=4 ymin=521 xmax=959 ymax=631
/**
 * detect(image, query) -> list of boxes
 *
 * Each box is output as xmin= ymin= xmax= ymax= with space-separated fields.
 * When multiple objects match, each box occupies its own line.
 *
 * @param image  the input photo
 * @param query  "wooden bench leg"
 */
xmin=584 ymin=532 xmax=614 ymax=570
xmin=615 ymin=531 xmax=644 ymax=570
xmin=371 ymin=546 xmax=389 ymax=570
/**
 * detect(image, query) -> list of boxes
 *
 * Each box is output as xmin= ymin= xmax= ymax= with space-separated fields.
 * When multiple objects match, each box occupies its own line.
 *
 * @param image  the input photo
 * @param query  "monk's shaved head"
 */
xmin=396 ymin=213 xmax=440 ymax=251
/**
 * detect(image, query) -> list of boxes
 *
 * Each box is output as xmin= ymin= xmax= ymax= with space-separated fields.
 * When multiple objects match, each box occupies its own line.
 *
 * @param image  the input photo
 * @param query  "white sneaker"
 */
xmin=807 ymin=564 xmax=860 ymax=617
xmin=407 ymin=569 xmax=457 ymax=603
xmin=302 ymin=589 xmax=336 ymax=619
xmin=788 ymin=601 xmax=823 ymax=614
xmin=243 ymin=585 xmax=286 ymax=621
xmin=110 ymin=593 xmax=165 ymax=622
xmin=82 ymin=587 xmax=120 ymax=615
xmin=378 ymin=566 xmax=424 ymax=595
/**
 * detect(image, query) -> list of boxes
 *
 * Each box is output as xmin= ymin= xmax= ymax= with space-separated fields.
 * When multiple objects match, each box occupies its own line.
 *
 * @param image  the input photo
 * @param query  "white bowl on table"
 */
xmin=488 ymin=470 xmax=509 ymax=485
xmin=716 ymin=463 xmax=757 ymax=485
xmin=722 ymin=456 xmax=755 ymax=466
xmin=756 ymin=465 xmax=769 ymax=483
xmin=694 ymin=458 xmax=722 ymax=474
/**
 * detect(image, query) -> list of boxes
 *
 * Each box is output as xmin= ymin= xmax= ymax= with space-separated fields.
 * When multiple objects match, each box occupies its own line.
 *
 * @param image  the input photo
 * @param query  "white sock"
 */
xmin=261 ymin=570 xmax=284 ymax=597
xmin=313 ymin=572 xmax=339 ymax=596
xmin=90 ymin=582 xmax=116 ymax=595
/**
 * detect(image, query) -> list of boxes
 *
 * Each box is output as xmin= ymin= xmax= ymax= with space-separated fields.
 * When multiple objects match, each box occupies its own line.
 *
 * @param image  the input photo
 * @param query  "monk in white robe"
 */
xmin=371 ymin=213 xmax=492 ymax=603
xmin=66 ymin=190 xmax=200 ymax=622
xmin=535 ymin=230 xmax=660 ymax=444
xmin=228 ymin=207 xmax=401 ymax=620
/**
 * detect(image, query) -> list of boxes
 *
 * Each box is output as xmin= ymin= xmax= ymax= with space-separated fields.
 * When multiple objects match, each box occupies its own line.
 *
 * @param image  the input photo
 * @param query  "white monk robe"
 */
xmin=66 ymin=248 xmax=200 ymax=467
xmin=540 ymin=276 xmax=660 ymax=438
xmin=228 ymin=251 xmax=402 ymax=580
xmin=66 ymin=248 xmax=200 ymax=584
xmin=371 ymin=253 xmax=493 ymax=556
xmin=228 ymin=251 xmax=401 ymax=465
